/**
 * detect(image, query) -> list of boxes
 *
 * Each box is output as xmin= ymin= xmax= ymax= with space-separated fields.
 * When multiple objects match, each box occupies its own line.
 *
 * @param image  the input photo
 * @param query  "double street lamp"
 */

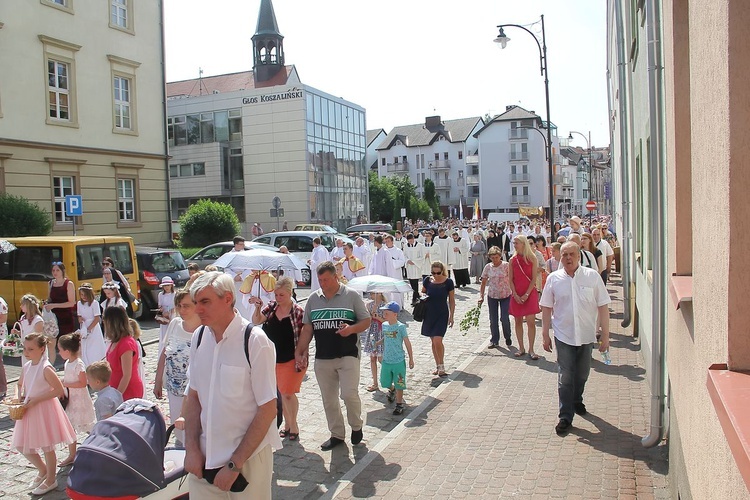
xmin=494 ymin=15 xmax=554 ymax=223
xmin=568 ymin=130 xmax=593 ymax=224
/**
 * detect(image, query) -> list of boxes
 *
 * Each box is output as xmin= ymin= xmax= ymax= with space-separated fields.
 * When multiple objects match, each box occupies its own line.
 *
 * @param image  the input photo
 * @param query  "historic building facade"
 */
xmin=0 ymin=0 xmax=170 ymax=244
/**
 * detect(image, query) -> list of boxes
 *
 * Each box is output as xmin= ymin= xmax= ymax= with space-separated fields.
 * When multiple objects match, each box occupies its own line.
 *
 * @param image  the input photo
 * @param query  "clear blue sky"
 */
xmin=164 ymin=0 xmax=609 ymax=148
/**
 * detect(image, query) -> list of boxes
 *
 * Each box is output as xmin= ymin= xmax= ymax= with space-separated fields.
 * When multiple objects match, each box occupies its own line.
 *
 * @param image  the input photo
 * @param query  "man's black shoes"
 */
xmin=555 ymin=419 xmax=572 ymax=436
xmin=574 ymin=403 xmax=587 ymax=416
xmin=351 ymin=428 xmax=363 ymax=445
xmin=320 ymin=437 xmax=345 ymax=451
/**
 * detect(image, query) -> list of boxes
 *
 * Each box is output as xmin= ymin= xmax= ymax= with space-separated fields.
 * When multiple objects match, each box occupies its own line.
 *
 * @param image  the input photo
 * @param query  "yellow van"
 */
xmin=0 ymin=236 xmax=140 ymax=323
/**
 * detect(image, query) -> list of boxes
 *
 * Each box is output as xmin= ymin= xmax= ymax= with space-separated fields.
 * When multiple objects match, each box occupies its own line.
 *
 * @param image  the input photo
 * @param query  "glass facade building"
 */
xmin=305 ymin=89 xmax=368 ymax=227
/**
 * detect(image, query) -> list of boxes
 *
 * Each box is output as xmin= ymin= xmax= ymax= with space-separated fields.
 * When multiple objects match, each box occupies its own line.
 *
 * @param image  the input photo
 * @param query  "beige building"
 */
xmin=608 ymin=0 xmax=750 ymax=497
xmin=166 ymin=0 xmax=368 ymax=235
xmin=0 ymin=0 xmax=170 ymax=245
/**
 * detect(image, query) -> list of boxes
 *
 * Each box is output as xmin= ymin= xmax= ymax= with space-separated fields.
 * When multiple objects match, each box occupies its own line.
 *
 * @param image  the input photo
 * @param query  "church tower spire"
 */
xmin=252 ymin=0 xmax=285 ymax=83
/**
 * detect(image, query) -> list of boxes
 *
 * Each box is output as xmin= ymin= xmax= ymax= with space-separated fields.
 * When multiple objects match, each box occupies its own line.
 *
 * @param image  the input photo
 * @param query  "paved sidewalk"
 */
xmin=0 ymin=274 xmax=669 ymax=499
xmin=328 ymin=274 xmax=669 ymax=499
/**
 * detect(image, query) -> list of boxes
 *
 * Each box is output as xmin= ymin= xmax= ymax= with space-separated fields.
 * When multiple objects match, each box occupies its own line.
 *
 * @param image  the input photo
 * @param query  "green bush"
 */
xmin=179 ymin=199 xmax=240 ymax=248
xmin=0 ymin=193 xmax=53 ymax=237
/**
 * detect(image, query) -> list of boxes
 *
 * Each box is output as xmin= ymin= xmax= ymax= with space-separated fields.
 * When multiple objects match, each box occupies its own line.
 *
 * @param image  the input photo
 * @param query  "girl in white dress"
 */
xmin=156 ymin=277 xmax=175 ymax=355
xmin=100 ymin=282 xmax=127 ymax=314
xmin=57 ymin=332 xmax=95 ymax=467
xmin=13 ymin=294 xmax=44 ymax=337
xmin=76 ymin=283 xmax=106 ymax=365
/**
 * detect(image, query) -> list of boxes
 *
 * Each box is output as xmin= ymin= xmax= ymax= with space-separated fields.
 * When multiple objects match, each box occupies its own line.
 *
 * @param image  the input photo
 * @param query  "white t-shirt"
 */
xmin=595 ymin=239 xmax=614 ymax=258
xmin=540 ymin=265 xmax=611 ymax=346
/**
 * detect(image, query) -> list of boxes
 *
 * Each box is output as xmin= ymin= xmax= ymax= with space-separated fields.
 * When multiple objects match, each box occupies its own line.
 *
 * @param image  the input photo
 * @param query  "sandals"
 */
xmin=387 ymin=388 xmax=396 ymax=403
xmin=529 ymin=352 xmax=540 ymax=361
xmin=514 ymin=351 xmax=526 ymax=357
xmin=280 ymin=428 xmax=300 ymax=440
xmin=366 ymin=385 xmax=379 ymax=392
xmin=58 ymin=457 xmax=74 ymax=468
xmin=393 ymin=403 xmax=405 ymax=415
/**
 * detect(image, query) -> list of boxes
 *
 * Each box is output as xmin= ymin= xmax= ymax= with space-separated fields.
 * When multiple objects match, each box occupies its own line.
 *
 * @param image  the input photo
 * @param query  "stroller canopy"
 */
xmin=68 ymin=399 xmax=167 ymax=498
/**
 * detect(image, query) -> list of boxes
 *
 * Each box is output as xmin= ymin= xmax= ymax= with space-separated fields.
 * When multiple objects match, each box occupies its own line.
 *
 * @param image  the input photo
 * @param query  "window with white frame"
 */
xmin=117 ymin=178 xmax=136 ymax=221
xmin=48 ymin=60 xmax=70 ymax=120
xmin=53 ymin=175 xmax=75 ymax=223
xmin=113 ymin=76 xmax=131 ymax=129
xmin=111 ymin=0 xmax=128 ymax=28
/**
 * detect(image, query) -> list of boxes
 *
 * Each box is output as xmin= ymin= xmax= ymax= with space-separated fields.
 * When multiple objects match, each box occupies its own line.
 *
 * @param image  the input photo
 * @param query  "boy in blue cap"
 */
xmin=376 ymin=301 xmax=414 ymax=415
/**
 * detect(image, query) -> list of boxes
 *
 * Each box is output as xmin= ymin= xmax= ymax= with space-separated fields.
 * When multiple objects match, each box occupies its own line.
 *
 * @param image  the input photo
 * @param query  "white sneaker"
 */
xmin=31 ymin=480 xmax=57 ymax=496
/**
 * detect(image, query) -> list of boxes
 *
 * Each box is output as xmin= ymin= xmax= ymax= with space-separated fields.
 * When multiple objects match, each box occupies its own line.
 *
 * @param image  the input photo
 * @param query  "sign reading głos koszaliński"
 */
xmin=243 ymin=87 xmax=303 ymax=104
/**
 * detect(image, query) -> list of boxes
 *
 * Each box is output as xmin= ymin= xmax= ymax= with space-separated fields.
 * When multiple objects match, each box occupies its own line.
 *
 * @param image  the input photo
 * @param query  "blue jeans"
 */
xmin=487 ymin=296 xmax=511 ymax=345
xmin=555 ymin=338 xmax=594 ymax=422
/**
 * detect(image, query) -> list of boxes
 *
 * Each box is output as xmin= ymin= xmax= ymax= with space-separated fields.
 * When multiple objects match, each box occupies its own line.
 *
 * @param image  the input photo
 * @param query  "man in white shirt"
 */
xmin=184 ymin=272 xmax=281 ymax=499
xmin=352 ymin=237 xmax=371 ymax=272
xmin=308 ymin=237 xmax=330 ymax=292
xmin=384 ymin=235 xmax=406 ymax=307
xmin=540 ymin=242 xmax=611 ymax=436
xmin=592 ymin=227 xmax=614 ymax=283
xmin=403 ymin=234 xmax=425 ymax=304
xmin=330 ymin=239 xmax=345 ymax=262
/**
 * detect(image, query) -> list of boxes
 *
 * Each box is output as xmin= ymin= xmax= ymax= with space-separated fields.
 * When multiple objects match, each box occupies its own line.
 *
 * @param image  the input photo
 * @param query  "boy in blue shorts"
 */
xmin=376 ymin=301 xmax=414 ymax=415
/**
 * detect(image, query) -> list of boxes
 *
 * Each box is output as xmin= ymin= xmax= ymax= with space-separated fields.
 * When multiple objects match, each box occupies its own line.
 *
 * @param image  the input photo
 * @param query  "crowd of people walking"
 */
xmin=0 ymin=213 xmax=617 ymax=497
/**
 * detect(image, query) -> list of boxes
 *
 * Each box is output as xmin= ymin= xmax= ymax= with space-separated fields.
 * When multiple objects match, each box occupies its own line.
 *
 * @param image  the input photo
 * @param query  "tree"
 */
xmin=423 ymin=178 xmax=441 ymax=217
xmin=0 ymin=193 xmax=53 ymax=236
xmin=368 ymin=172 xmax=397 ymax=222
xmin=179 ymin=199 xmax=241 ymax=248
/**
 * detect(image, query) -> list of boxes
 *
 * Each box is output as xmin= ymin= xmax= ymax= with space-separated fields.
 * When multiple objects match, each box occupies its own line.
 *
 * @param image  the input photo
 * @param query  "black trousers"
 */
xmin=408 ymin=278 xmax=420 ymax=303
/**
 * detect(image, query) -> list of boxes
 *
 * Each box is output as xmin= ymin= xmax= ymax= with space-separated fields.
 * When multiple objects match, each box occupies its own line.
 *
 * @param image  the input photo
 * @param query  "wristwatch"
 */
xmin=227 ymin=460 xmax=240 ymax=471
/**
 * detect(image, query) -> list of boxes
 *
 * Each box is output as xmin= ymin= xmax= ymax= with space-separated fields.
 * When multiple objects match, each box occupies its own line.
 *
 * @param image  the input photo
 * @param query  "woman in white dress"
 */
xmin=156 ymin=277 xmax=175 ymax=355
xmin=76 ymin=283 xmax=106 ymax=366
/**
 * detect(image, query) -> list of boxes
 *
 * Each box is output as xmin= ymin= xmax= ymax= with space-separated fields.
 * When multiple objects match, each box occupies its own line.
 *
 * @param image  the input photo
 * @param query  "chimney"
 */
xmin=506 ymin=105 xmax=513 ymax=111
xmin=530 ymin=110 xmax=535 ymax=115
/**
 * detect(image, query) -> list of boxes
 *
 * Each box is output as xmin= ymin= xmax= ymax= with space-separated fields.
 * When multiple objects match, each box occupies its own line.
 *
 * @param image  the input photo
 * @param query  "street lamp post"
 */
xmin=568 ymin=130 xmax=592 ymax=224
xmin=494 ymin=15 xmax=554 ymax=224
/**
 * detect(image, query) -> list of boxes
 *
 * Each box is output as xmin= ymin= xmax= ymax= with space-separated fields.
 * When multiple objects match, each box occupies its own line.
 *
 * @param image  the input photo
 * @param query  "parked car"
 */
xmin=135 ymin=247 xmax=190 ymax=319
xmin=252 ymin=231 xmax=354 ymax=285
xmin=186 ymin=241 xmax=278 ymax=270
xmin=346 ymin=223 xmax=392 ymax=234
xmin=293 ymin=224 xmax=337 ymax=233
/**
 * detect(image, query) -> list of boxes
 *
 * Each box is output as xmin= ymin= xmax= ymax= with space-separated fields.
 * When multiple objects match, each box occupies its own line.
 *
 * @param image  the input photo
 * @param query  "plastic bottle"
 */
xmin=601 ymin=349 xmax=611 ymax=365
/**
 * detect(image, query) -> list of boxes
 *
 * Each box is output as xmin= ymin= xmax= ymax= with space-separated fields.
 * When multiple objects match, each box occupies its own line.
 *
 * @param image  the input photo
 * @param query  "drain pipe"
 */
xmin=613 ymin=0 xmax=632 ymax=329
xmin=642 ymin=0 xmax=667 ymax=449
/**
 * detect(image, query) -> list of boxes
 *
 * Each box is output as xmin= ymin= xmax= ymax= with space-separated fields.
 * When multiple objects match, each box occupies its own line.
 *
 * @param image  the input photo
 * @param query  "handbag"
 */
xmin=42 ymin=310 xmax=59 ymax=338
xmin=59 ymin=388 xmax=70 ymax=410
xmin=412 ymin=296 xmax=428 ymax=322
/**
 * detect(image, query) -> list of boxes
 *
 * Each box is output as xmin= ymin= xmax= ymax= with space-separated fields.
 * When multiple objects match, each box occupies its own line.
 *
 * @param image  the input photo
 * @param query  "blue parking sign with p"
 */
xmin=65 ymin=195 xmax=83 ymax=216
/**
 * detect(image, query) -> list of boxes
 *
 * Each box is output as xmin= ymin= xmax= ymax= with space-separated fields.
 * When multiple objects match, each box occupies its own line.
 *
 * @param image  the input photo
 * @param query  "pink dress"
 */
xmin=509 ymin=256 xmax=541 ymax=317
xmin=12 ymin=359 xmax=76 ymax=454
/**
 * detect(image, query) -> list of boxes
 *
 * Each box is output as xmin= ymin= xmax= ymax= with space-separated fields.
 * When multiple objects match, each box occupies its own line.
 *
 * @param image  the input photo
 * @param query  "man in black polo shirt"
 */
xmin=295 ymin=262 xmax=371 ymax=451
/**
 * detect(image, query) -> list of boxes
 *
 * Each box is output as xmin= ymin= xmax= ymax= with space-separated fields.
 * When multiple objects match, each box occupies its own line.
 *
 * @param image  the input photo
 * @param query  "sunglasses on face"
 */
xmin=431 ymin=271 xmax=442 ymax=275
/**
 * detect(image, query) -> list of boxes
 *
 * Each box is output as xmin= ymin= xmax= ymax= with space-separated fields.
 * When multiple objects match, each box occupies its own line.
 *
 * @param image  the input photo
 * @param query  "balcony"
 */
xmin=510 ymin=173 xmax=530 ymax=183
xmin=466 ymin=175 xmax=479 ymax=186
xmin=509 ymin=152 xmax=529 ymax=162
xmin=428 ymin=159 xmax=451 ymax=170
xmin=386 ymin=161 xmax=409 ymax=174
xmin=434 ymin=179 xmax=452 ymax=189
xmin=510 ymin=195 xmax=530 ymax=205
xmin=509 ymin=129 xmax=529 ymax=140
xmin=554 ymin=174 xmax=574 ymax=187
xmin=465 ymin=155 xmax=479 ymax=165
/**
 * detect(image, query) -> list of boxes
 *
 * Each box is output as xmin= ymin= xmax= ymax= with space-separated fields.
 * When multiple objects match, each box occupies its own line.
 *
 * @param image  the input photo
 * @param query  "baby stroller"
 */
xmin=67 ymin=399 xmax=188 ymax=500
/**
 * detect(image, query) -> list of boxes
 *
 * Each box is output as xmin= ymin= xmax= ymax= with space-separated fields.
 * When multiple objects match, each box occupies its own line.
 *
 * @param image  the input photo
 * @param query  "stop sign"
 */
xmin=586 ymin=200 xmax=597 ymax=211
